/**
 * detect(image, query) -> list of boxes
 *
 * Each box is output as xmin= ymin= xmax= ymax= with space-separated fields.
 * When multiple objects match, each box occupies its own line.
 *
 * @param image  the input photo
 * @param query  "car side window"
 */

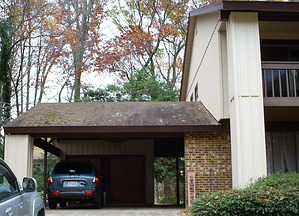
xmin=0 ymin=164 xmax=19 ymax=201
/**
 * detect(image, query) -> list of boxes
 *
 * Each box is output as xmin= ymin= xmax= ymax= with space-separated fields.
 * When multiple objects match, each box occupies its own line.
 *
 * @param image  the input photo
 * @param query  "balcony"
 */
xmin=262 ymin=62 xmax=299 ymax=122
xmin=262 ymin=62 xmax=299 ymax=98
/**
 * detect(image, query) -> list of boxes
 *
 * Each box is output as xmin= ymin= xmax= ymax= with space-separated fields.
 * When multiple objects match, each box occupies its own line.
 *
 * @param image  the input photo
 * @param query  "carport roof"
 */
xmin=4 ymin=101 xmax=219 ymax=138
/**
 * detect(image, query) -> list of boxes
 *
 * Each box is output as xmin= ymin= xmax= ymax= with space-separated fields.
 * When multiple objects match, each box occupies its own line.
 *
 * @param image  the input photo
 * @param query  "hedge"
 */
xmin=189 ymin=172 xmax=299 ymax=216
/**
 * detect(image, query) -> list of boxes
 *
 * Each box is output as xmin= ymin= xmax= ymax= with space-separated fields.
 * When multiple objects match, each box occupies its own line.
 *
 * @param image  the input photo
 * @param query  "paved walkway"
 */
xmin=45 ymin=206 xmax=186 ymax=216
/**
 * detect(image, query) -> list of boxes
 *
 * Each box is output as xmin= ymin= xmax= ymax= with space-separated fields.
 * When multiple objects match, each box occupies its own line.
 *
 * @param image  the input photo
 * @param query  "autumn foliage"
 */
xmin=97 ymin=0 xmax=189 ymax=89
xmin=0 ymin=0 xmax=207 ymax=115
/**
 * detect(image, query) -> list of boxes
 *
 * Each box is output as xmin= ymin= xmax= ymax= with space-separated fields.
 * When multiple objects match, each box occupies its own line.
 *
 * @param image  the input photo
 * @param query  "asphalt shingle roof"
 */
xmin=5 ymin=101 xmax=218 ymax=128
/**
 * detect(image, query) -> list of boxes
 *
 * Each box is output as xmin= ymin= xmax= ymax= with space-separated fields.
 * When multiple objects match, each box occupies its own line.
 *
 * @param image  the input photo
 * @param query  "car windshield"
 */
xmin=53 ymin=163 xmax=93 ymax=174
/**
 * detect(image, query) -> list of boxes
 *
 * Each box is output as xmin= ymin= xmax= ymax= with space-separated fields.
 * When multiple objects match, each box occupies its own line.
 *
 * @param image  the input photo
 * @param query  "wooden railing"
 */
xmin=262 ymin=62 xmax=299 ymax=97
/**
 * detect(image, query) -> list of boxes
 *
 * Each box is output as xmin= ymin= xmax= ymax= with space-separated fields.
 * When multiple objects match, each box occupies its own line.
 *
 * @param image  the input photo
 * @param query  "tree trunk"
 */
xmin=163 ymin=178 xmax=172 ymax=204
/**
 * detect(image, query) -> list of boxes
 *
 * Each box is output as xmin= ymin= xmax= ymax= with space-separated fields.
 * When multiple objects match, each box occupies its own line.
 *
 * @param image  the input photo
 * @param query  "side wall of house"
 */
xmin=186 ymin=12 xmax=228 ymax=120
xmin=184 ymin=120 xmax=232 ymax=206
xmin=57 ymin=139 xmax=154 ymax=205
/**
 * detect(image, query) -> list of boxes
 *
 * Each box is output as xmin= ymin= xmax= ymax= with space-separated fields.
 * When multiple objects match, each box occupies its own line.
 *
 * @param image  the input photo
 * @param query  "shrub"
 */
xmin=247 ymin=172 xmax=299 ymax=191
xmin=189 ymin=172 xmax=299 ymax=216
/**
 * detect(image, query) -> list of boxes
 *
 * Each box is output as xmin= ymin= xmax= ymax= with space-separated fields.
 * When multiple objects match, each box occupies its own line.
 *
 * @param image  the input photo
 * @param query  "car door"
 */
xmin=0 ymin=162 xmax=26 ymax=216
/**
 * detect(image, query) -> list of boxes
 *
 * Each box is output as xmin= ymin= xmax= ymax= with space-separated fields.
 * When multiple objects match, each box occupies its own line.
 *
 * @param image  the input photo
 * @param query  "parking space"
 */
xmin=45 ymin=206 xmax=186 ymax=216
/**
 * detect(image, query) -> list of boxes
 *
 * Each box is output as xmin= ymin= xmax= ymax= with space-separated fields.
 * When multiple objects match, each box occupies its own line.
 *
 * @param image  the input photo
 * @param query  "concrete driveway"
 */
xmin=45 ymin=206 xmax=186 ymax=216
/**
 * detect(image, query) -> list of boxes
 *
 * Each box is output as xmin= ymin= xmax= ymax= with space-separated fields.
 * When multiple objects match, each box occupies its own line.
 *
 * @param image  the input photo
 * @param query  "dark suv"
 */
xmin=47 ymin=160 xmax=101 ymax=209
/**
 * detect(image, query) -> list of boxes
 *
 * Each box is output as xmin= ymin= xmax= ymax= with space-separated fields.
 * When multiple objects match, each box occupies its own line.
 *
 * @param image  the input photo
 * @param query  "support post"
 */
xmin=226 ymin=12 xmax=267 ymax=188
xmin=176 ymin=156 xmax=180 ymax=206
xmin=4 ymin=134 xmax=33 ymax=182
xmin=44 ymin=149 xmax=47 ymax=206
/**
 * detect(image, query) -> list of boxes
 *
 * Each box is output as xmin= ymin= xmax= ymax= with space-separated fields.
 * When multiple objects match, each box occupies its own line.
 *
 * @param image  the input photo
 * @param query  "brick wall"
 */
xmin=185 ymin=119 xmax=232 ymax=205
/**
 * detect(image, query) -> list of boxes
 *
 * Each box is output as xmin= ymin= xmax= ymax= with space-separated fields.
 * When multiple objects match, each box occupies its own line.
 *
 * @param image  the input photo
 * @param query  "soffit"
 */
xmin=259 ymin=21 xmax=299 ymax=33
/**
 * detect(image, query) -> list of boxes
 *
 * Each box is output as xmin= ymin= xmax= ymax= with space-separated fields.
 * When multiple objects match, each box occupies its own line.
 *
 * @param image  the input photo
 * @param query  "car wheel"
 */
xmin=60 ymin=201 xmax=66 ymax=207
xmin=49 ymin=199 xmax=57 ymax=209
xmin=93 ymin=196 xmax=101 ymax=209
xmin=38 ymin=208 xmax=45 ymax=216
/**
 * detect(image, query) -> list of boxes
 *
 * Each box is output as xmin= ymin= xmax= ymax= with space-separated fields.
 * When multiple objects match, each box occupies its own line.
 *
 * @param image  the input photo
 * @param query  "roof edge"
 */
xmin=4 ymin=125 xmax=220 ymax=135
xmin=190 ymin=1 xmax=299 ymax=18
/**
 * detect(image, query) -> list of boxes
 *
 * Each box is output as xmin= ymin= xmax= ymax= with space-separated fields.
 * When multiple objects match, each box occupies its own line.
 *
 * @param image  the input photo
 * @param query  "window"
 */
xmin=260 ymin=40 xmax=299 ymax=61
xmin=194 ymin=83 xmax=198 ymax=101
xmin=266 ymin=131 xmax=299 ymax=175
xmin=261 ymin=40 xmax=299 ymax=97
xmin=54 ymin=162 xmax=93 ymax=174
xmin=0 ymin=164 xmax=18 ymax=200
xmin=190 ymin=94 xmax=193 ymax=101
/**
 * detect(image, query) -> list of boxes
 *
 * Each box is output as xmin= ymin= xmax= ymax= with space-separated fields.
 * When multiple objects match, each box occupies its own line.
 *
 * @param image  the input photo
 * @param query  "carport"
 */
xmin=4 ymin=101 xmax=219 ymax=206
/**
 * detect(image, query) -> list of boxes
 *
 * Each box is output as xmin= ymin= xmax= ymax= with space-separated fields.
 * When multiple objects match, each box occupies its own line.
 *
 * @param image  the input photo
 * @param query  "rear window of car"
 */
xmin=53 ymin=163 xmax=93 ymax=174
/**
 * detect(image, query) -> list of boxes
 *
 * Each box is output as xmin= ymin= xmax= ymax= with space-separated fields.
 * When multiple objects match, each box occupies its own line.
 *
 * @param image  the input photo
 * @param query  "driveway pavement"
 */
xmin=45 ymin=206 xmax=186 ymax=216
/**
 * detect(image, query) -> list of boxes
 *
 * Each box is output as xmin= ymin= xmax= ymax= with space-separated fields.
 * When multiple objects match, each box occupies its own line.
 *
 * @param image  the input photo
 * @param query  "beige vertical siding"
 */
xmin=58 ymin=139 xmax=152 ymax=155
xmin=186 ymin=12 xmax=226 ymax=121
xmin=226 ymin=12 xmax=267 ymax=188
xmin=4 ymin=134 xmax=33 ymax=182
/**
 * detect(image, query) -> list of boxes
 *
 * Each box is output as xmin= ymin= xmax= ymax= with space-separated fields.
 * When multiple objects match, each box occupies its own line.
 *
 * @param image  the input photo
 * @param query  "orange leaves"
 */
xmin=95 ymin=24 xmax=154 ymax=74
xmin=118 ymin=25 xmax=154 ymax=55
xmin=95 ymin=0 xmax=188 ymax=91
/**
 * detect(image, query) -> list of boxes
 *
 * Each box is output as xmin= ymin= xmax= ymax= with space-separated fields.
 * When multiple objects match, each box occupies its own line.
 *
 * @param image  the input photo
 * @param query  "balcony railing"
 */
xmin=262 ymin=62 xmax=299 ymax=97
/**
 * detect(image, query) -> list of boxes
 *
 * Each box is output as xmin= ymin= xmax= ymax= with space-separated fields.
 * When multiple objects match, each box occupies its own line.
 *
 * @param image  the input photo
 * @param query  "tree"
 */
xmin=7 ymin=0 xmax=57 ymax=115
xmin=32 ymin=149 xmax=57 ymax=192
xmin=0 ymin=18 xmax=13 ymax=158
xmin=96 ymin=0 xmax=188 ymax=92
xmin=54 ymin=0 xmax=108 ymax=101
xmin=0 ymin=18 xmax=13 ymax=121
xmin=83 ymin=67 xmax=179 ymax=102
xmin=2 ymin=0 xmax=109 ymax=115
xmin=122 ymin=68 xmax=179 ymax=101
xmin=0 ymin=0 xmax=203 ymax=119
xmin=154 ymin=157 xmax=185 ymax=204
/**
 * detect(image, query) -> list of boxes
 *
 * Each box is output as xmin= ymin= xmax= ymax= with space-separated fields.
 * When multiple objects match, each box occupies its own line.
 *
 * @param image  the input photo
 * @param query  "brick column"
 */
xmin=185 ymin=120 xmax=232 ymax=205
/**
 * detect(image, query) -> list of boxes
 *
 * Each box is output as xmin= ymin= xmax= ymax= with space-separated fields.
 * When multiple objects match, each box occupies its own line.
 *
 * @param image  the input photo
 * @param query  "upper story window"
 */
xmin=194 ymin=83 xmax=198 ymax=101
xmin=261 ymin=40 xmax=299 ymax=61
xmin=190 ymin=94 xmax=194 ymax=101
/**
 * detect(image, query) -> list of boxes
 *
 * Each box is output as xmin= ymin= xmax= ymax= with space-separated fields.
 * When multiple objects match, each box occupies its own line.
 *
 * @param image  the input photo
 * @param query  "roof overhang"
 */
xmin=5 ymin=125 xmax=220 ymax=139
xmin=191 ymin=1 xmax=299 ymax=22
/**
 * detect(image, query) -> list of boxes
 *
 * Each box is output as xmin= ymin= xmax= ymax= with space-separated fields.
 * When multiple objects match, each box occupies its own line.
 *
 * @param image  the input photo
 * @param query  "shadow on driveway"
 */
xmin=45 ymin=203 xmax=186 ymax=216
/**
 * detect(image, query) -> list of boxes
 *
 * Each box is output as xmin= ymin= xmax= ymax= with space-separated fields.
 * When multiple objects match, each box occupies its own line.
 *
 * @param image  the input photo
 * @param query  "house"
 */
xmin=181 ymin=0 xmax=299 ymax=203
xmin=4 ymin=1 xmax=299 ymax=207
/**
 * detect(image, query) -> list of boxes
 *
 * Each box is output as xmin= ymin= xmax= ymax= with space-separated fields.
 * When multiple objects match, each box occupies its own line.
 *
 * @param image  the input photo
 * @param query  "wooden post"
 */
xmin=176 ymin=156 xmax=180 ymax=206
xmin=43 ymin=149 xmax=47 ymax=206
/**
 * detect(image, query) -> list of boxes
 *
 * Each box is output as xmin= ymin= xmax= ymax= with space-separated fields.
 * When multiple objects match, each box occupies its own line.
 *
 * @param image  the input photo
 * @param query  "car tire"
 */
xmin=49 ymin=199 xmax=57 ymax=209
xmin=93 ymin=196 xmax=101 ymax=209
xmin=38 ymin=208 xmax=45 ymax=216
xmin=60 ymin=201 xmax=66 ymax=207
